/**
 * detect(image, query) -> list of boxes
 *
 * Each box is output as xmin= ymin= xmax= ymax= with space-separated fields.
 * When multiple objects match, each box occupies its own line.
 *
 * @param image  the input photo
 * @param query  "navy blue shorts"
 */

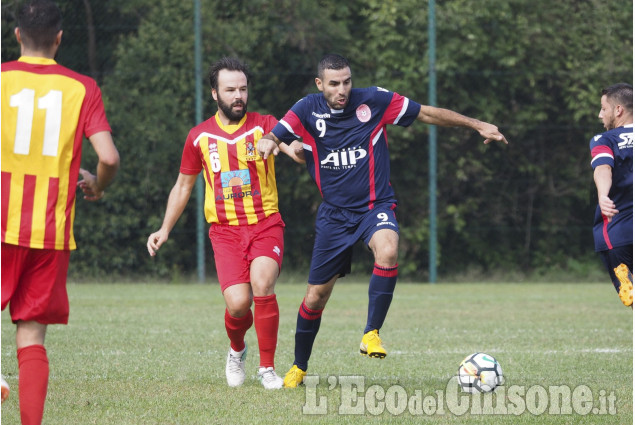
xmin=598 ymin=244 xmax=633 ymax=292
xmin=308 ymin=202 xmax=399 ymax=284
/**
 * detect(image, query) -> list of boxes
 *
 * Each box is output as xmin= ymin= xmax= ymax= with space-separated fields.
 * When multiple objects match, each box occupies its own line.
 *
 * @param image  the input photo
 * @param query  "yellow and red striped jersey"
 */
xmin=180 ymin=112 xmax=280 ymax=225
xmin=1 ymin=56 xmax=111 ymax=250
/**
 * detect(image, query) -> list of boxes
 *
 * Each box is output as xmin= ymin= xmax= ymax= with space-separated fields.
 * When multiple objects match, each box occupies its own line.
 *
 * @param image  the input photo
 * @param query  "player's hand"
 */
xmin=258 ymin=137 xmax=280 ymax=160
xmin=598 ymin=195 xmax=619 ymax=222
xmin=478 ymin=123 xmax=508 ymax=145
xmin=288 ymin=140 xmax=306 ymax=164
xmin=77 ymin=168 xmax=104 ymax=201
xmin=147 ymin=229 xmax=168 ymax=256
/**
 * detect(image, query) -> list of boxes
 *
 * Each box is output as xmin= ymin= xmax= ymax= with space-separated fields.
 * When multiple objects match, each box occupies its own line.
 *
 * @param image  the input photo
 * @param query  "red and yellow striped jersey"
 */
xmin=1 ymin=57 xmax=111 ymax=250
xmin=180 ymin=112 xmax=279 ymax=225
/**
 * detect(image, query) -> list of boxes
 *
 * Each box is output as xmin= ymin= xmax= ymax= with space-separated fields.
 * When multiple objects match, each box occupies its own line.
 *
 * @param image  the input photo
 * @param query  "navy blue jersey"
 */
xmin=589 ymin=124 xmax=633 ymax=251
xmin=272 ymin=87 xmax=421 ymax=211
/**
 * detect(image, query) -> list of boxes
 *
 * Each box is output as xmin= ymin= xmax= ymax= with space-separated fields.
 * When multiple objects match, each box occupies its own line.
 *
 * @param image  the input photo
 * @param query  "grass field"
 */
xmin=1 ymin=281 xmax=632 ymax=424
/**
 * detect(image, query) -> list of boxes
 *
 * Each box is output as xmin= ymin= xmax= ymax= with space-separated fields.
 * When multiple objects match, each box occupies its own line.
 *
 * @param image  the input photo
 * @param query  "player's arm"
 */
xmin=258 ymin=132 xmax=282 ymax=160
xmin=416 ymin=105 xmax=508 ymax=145
xmin=593 ymin=164 xmax=618 ymax=222
xmin=278 ymin=140 xmax=305 ymax=164
xmin=78 ymin=131 xmax=120 ymax=201
xmin=147 ymin=173 xmax=198 ymax=256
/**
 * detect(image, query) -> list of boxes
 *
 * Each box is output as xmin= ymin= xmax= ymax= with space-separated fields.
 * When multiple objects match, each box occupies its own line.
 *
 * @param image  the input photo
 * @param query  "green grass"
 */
xmin=1 ymin=282 xmax=632 ymax=424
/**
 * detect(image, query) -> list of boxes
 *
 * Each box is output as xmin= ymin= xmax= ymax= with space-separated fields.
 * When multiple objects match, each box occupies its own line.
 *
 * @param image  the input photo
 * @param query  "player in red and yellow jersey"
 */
xmin=180 ymin=108 xmax=281 ymax=226
xmin=1 ymin=1 xmax=119 ymax=422
xmin=147 ymin=57 xmax=303 ymax=390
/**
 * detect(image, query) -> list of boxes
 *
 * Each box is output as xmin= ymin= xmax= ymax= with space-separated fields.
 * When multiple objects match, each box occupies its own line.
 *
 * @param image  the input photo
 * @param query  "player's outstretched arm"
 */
xmin=147 ymin=173 xmax=198 ymax=256
xmin=257 ymin=133 xmax=281 ymax=160
xmin=417 ymin=105 xmax=508 ymax=145
xmin=278 ymin=140 xmax=306 ymax=164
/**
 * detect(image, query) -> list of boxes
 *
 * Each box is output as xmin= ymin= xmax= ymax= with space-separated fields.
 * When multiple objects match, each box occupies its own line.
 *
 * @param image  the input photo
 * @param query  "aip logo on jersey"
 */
xmin=320 ymin=147 xmax=367 ymax=170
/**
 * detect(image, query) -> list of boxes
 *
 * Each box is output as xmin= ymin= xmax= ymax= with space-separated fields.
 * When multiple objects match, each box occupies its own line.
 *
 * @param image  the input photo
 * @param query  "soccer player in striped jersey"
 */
xmin=258 ymin=54 xmax=508 ymax=388
xmin=589 ymin=83 xmax=633 ymax=307
xmin=1 ymin=0 xmax=120 ymax=422
xmin=147 ymin=57 xmax=303 ymax=389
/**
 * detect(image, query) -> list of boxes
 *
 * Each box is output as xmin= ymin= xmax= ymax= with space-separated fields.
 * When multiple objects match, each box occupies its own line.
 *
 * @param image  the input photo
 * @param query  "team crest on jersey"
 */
xmin=245 ymin=141 xmax=259 ymax=161
xmin=356 ymin=104 xmax=371 ymax=123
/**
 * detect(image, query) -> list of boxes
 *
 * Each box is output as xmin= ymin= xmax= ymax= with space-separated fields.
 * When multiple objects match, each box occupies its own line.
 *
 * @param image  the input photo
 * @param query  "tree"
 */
xmin=2 ymin=0 xmax=630 ymax=281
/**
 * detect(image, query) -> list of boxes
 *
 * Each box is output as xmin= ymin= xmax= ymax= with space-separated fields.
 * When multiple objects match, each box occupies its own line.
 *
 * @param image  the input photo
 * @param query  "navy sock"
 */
xmin=294 ymin=298 xmax=323 ymax=372
xmin=364 ymin=263 xmax=398 ymax=333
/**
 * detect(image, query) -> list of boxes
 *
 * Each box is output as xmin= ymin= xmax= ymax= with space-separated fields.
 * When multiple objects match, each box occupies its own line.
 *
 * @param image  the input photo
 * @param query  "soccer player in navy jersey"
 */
xmin=258 ymin=53 xmax=508 ymax=387
xmin=589 ymin=83 xmax=633 ymax=308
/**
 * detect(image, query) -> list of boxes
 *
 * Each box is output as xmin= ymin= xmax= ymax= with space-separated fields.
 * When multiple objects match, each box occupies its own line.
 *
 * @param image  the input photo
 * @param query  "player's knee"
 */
xmin=374 ymin=245 xmax=398 ymax=266
xmin=226 ymin=299 xmax=252 ymax=318
xmin=250 ymin=277 xmax=277 ymax=298
xmin=305 ymin=289 xmax=330 ymax=310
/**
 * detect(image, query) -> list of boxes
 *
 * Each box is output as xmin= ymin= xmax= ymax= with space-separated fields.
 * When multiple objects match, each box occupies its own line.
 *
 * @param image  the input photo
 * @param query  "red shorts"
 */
xmin=1 ymin=243 xmax=70 ymax=324
xmin=209 ymin=213 xmax=285 ymax=292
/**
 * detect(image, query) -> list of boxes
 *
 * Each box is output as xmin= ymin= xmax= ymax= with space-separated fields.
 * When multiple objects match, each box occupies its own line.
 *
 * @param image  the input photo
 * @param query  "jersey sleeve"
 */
xmin=179 ymin=130 xmax=203 ymax=175
xmin=260 ymin=113 xmax=279 ymax=135
xmin=272 ymin=99 xmax=307 ymax=143
xmin=378 ymin=88 xmax=421 ymax=128
xmin=590 ymin=134 xmax=614 ymax=169
xmin=82 ymin=81 xmax=112 ymax=138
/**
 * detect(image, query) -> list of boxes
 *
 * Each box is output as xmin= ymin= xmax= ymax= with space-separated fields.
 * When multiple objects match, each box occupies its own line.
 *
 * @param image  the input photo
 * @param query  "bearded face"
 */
xmin=217 ymin=95 xmax=247 ymax=122
xmin=213 ymin=69 xmax=249 ymax=124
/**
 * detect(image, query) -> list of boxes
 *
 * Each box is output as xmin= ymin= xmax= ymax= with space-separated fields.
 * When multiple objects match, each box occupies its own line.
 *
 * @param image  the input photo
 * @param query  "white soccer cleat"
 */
xmin=225 ymin=344 xmax=247 ymax=387
xmin=257 ymin=366 xmax=283 ymax=390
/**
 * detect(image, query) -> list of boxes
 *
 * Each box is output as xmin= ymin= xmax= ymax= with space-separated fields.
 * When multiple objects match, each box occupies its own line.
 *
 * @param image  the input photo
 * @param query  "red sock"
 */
xmin=225 ymin=309 xmax=253 ymax=352
xmin=17 ymin=345 xmax=49 ymax=425
xmin=254 ymin=294 xmax=279 ymax=368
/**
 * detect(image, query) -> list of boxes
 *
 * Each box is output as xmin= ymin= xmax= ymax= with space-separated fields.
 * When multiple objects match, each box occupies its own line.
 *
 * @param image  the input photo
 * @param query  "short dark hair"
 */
xmin=602 ymin=83 xmax=633 ymax=113
xmin=17 ymin=0 xmax=62 ymax=50
xmin=208 ymin=57 xmax=250 ymax=90
xmin=317 ymin=54 xmax=350 ymax=79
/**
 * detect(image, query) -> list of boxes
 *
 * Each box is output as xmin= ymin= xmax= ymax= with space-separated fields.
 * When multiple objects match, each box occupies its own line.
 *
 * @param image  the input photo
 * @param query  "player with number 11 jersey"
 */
xmin=2 ymin=57 xmax=111 ymax=250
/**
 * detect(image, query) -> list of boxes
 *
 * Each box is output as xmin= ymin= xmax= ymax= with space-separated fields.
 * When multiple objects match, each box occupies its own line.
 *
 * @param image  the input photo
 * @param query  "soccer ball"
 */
xmin=457 ymin=352 xmax=504 ymax=393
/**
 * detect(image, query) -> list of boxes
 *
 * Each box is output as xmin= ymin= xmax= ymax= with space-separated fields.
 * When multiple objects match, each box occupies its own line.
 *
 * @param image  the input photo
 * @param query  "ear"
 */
xmin=54 ymin=30 xmax=63 ymax=47
xmin=615 ymin=104 xmax=624 ymax=117
xmin=14 ymin=27 xmax=21 ymax=43
xmin=315 ymin=77 xmax=323 ymax=92
xmin=211 ymin=88 xmax=218 ymax=101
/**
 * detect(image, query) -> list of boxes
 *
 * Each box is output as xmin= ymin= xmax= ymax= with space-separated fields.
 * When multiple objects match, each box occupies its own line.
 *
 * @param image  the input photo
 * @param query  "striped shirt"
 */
xmin=1 ymin=56 xmax=111 ymax=250
xmin=180 ymin=112 xmax=279 ymax=225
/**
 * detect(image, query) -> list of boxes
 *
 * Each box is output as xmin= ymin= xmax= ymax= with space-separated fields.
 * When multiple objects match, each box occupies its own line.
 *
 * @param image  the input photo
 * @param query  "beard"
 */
xmin=326 ymin=94 xmax=348 ymax=110
xmin=218 ymin=97 xmax=247 ymax=122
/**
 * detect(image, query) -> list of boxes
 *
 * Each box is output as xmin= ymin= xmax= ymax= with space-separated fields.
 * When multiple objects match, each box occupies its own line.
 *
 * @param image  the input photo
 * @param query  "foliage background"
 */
xmin=1 ymin=0 xmax=632 ymax=281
